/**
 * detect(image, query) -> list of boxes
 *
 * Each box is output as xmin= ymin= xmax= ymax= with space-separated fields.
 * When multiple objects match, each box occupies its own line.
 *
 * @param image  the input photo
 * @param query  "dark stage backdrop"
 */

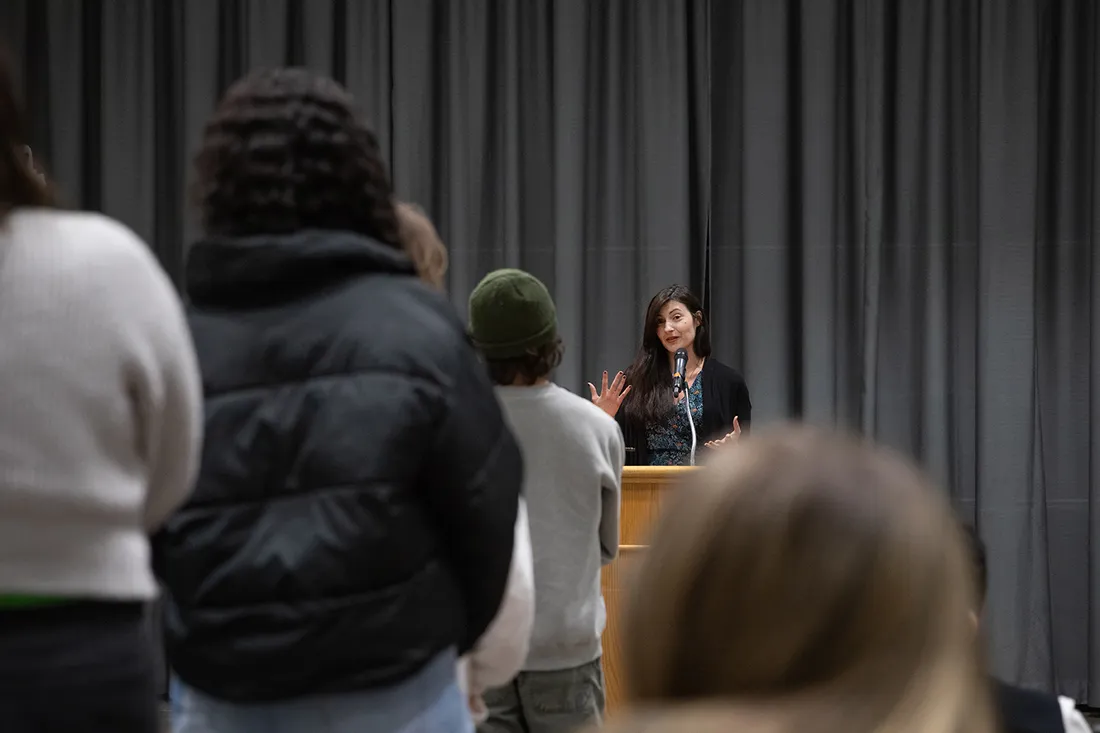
xmin=2 ymin=0 xmax=1099 ymax=704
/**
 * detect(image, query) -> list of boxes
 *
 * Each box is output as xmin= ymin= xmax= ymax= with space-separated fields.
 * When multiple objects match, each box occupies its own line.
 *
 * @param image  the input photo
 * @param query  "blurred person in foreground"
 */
xmin=622 ymin=425 xmax=997 ymax=733
xmin=396 ymin=201 xmax=449 ymax=291
xmin=963 ymin=527 xmax=1091 ymax=733
xmin=0 ymin=50 xmax=202 ymax=732
xmin=394 ymin=205 xmax=537 ymax=724
xmin=159 ymin=67 xmax=523 ymax=733
xmin=590 ymin=703 xmax=856 ymax=733
xmin=469 ymin=269 xmax=624 ymax=733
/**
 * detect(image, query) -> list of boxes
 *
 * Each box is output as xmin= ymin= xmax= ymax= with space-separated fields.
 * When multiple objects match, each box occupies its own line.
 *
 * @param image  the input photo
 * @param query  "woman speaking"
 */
xmin=589 ymin=285 xmax=751 ymax=466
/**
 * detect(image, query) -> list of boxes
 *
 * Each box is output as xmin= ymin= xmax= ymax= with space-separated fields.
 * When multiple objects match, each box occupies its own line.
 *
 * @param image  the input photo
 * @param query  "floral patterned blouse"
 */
xmin=646 ymin=374 xmax=703 ymax=466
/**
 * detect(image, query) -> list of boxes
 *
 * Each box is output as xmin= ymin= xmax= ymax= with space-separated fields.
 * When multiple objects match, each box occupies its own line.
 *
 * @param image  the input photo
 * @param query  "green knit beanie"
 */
xmin=468 ymin=269 xmax=558 ymax=359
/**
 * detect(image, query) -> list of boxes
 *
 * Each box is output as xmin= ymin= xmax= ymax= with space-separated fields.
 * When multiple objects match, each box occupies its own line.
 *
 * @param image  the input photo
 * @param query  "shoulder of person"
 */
xmin=704 ymin=358 xmax=747 ymax=387
xmin=9 ymin=209 xmax=152 ymax=259
xmin=370 ymin=273 xmax=458 ymax=330
xmin=8 ymin=209 xmax=174 ymax=306
xmin=345 ymin=275 xmax=478 ymax=386
xmin=994 ymin=679 xmax=1067 ymax=725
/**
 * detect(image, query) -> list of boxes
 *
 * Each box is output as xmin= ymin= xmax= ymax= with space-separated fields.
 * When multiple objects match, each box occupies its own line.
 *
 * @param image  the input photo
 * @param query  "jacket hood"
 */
xmin=185 ymin=229 xmax=416 ymax=308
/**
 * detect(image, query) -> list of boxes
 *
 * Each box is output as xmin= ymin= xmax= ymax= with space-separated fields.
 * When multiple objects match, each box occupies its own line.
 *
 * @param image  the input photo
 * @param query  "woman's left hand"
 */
xmin=704 ymin=416 xmax=741 ymax=449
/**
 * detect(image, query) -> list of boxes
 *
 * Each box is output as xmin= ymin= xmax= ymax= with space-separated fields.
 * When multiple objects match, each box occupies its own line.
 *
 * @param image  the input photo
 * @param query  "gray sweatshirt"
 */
xmin=495 ymin=383 xmax=624 ymax=671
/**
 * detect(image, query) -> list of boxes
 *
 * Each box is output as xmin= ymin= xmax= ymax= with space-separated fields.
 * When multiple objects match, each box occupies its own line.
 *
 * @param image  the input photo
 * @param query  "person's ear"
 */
xmin=694 ymin=311 xmax=703 ymax=328
xmin=18 ymin=145 xmax=45 ymax=183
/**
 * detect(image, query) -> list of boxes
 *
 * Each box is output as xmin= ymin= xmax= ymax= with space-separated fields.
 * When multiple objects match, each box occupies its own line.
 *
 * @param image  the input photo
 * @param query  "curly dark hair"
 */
xmin=192 ymin=67 xmax=400 ymax=246
xmin=485 ymin=339 xmax=565 ymax=387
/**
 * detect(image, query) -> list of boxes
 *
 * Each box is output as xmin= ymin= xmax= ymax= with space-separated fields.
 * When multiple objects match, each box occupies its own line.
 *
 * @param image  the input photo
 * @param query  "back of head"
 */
xmin=396 ymin=201 xmax=448 ymax=289
xmin=0 ymin=46 xmax=55 ymax=220
xmin=192 ymin=67 xmax=399 ymax=245
xmin=592 ymin=702 xmax=853 ymax=733
xmin=468 ymin=268 xmax=562 ymax=386
xmin=625 ymin=425 xmax=994 ymax=733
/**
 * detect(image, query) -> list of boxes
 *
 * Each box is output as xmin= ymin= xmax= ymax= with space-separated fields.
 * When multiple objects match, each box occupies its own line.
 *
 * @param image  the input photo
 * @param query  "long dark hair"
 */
xmin=622 ymin=285 xmax=712 ymax=426
xmin=0 ymin=46 xmax=55 ymax=221
xmin=192 ymin=68 xmax=401 ymax=247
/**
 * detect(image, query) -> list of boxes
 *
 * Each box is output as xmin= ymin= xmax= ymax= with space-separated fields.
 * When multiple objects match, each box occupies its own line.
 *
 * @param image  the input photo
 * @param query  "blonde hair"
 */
xmin=624 ymin=425 xmax=995 ymax=733
xmin=395 ymin=201 xmax=448 ymax=290
xmin=590 ymin=703 xmax=839 ymax=733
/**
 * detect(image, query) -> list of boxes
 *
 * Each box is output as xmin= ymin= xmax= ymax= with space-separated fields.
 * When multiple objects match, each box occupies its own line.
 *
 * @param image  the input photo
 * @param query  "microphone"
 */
xmin=672 ymin=348 xmax=688 ymax=396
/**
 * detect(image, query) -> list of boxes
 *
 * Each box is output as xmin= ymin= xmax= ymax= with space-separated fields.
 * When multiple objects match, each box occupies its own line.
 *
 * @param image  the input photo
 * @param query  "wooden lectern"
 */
xmin=600 ymin=465 xmax=697 ymax=713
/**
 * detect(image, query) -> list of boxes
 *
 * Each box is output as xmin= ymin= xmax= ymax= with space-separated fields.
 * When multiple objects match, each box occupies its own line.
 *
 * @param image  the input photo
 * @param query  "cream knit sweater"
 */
xmin=0 ymin=209 xmax=202 ymax=601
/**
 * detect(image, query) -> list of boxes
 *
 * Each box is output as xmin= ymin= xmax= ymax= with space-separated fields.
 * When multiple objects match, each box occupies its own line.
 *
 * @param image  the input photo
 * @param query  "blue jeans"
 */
xmin=171 ymin=648 xmax=471 ymax=733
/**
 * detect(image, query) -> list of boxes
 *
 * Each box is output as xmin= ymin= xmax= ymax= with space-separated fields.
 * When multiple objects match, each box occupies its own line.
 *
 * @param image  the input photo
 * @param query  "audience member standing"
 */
xmin=393 ymin=207 xmax=538 ymax=723
xmin=459 ymin=500 xmax=536 ymax=725
xmin=393 ymin=202 xmax=537 ymax=724
xmin=963 ymin=527 xmax=1091 ymax=733
xmin=624 ymin=426 xmax=996 ymax=733
xmin=0 ymin=51 xmax=203 ymax=733
xmin=396 ymin=201 xmax=449 ymax=291
xmin=159 ymin=68 xmax=523 ymax=733
xmin=468 ymin=269 xmax=624 ymax=733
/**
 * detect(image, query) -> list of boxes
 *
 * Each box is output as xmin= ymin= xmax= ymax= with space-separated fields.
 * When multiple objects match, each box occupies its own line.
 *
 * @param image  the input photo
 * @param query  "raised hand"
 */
xmin=587 ymin=370 xmax=631 ymax=419
xmin=704 ymin=416 xmax=742 ymax=449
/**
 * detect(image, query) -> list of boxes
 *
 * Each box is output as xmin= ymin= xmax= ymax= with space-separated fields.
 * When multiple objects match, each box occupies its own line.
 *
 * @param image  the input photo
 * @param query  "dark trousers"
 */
xmin=479 ymin=657 xmax=605 ymax=733
xmin=0 ymin=601 xmax=160 ymax=733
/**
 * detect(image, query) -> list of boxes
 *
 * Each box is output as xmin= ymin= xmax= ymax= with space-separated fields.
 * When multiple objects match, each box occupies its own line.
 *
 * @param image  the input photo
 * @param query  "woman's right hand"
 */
xmin=588 ymin=370 xmax=631 ymax=419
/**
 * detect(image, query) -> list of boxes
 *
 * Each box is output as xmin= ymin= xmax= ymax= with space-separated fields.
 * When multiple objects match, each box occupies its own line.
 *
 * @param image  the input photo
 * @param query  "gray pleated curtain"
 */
xmin=2 ymin=0 xmax=1098 ymax=704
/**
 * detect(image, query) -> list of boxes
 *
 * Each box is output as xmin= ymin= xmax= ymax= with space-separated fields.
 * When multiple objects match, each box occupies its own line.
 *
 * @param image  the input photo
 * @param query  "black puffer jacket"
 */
xmin=155 ymin=230 xmax=522 ymax=702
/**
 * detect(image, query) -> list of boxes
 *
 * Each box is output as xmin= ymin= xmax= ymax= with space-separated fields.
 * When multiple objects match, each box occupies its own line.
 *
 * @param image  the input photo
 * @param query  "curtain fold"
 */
xmin=1 ymin=0 xmax=1098 ymax=703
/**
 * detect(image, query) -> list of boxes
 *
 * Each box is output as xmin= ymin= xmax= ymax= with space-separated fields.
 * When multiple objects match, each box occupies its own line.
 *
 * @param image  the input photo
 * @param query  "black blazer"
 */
xmin=994 ymin=680 xmax=1066 ymax=733
xmin=616 ymin=358 xmax=752 ymax=466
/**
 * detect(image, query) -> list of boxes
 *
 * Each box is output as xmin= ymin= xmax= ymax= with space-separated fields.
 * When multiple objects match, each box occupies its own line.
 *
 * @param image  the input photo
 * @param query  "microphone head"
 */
xmin=673 ymin=349 xmax=688 ymax=393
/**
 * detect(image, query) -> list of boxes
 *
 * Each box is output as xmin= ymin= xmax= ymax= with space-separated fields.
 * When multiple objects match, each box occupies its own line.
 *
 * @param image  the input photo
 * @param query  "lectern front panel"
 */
xmin=600 ymin=466 xmax=695 ymax=713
